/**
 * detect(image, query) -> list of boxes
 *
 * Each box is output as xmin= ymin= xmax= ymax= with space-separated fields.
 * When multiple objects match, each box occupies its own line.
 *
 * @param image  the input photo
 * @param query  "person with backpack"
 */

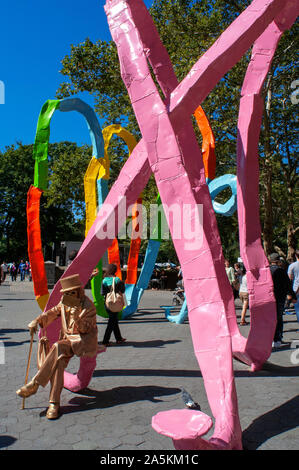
xmin=101 ymin=263 xmax=126 ymax=347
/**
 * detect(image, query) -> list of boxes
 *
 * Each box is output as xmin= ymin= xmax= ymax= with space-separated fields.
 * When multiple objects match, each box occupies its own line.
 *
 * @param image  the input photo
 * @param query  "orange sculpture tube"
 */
xmin=107 ymin=238 xmax=122 ymax=279
xmin=194 ymin=106 xmax=216 ymax=181
xmin=125 ymin=196 xmax=143 ymax=285
xmin=26 ymin=185 xmax=49 ymax=311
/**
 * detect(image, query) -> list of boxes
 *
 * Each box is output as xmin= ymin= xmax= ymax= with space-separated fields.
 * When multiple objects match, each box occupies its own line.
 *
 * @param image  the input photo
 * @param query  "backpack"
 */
xmin=105 ymin=277 xmax=125 ymax=312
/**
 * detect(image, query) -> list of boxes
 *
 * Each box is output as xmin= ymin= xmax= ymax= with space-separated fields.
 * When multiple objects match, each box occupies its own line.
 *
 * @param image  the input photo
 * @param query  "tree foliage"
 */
xmin=0 ymin=142 xmax=90 ymax=261
xmin=56 ymin=0 xmax=298 ymax=263
xmin=3 ymin=1 xmax=297 ymax=264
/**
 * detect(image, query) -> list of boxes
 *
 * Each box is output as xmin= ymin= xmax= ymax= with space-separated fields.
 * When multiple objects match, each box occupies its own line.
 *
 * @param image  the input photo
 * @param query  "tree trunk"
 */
xmin=5 ymin=233 xmax=11 ymax=260
xmin=261 ymin=84 xmax=274 ymax=256
xmin=262 ymin=170 xmax=273 ymax=256
xmin=287 ymin=223 xmax=296 ymax=263
xmin=286 ymin=172 xmax=296 ymax=263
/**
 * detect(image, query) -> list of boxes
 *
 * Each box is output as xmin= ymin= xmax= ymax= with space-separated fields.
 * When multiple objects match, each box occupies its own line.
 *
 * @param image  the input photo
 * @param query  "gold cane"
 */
xmin=21 ymin=331 xmax=34 ymax=410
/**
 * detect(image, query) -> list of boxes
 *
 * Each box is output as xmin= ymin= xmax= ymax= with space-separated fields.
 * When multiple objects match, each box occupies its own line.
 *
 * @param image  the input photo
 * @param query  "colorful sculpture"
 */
xmin=233 ymin=1 xmax=299 ymax=369
xmin=86 ymin=106 xmax=235 ymax=321
xmin=121 ymin=194 xmax=162 ymax=318
xmin=28 ymin=97 xmax=106 ymax=391
xmin=28 ymin=99 xmax=146 ymax=386
xmin=28 ymin=98 xmax=105 ymax=313
xmin=123 ymin=105 xmax=237 ymax=319
xmin=102 ymin=125 xmax=143 ymax=301
xmin=85 ymin=123 xmax=142 ymax=317
xmin=84 ymin=151 xmax=106 ymax=317
xmin=33 ymin=0 xmax=298 ymax=449
xmin=164 ymin=107 xmax=236 ymax=324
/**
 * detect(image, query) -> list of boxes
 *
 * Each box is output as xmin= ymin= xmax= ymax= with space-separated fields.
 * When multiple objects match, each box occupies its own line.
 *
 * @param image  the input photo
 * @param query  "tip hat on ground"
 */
xmin=269 ymin=253 xmax=280 ymax=262
xmin=60 ymin=274 xmax=82 ymax=293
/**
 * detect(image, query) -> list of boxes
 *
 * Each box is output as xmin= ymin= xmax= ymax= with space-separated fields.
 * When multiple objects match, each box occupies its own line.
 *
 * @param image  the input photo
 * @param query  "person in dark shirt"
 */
xmin=18 ymin=259 xmax=26 ymax=281
xmin=101 ymin=264 xmax=126 ymax=346
xmin=269 ymin=253 xmax=296 ymax=348
xmin=150 ymin=269 xmax=161 ymax=290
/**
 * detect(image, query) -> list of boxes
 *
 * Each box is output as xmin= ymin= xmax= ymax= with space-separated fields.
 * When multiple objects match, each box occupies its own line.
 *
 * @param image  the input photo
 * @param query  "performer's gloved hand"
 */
xmin=28 ymin=319 xmax=39 ymax=335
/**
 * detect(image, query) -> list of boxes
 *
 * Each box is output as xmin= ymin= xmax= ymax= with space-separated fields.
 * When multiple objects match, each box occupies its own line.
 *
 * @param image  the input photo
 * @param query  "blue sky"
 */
xmin=0 ymin=0 xmax=151 ymax=152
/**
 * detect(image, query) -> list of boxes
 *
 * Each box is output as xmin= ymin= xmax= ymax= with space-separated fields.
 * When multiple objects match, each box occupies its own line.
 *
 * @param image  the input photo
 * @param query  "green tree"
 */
xmin=44 ymin=142 xmax=91 ymax=218
xmin=0 ymin=142 xmax=90 ymax=261
xmin=0 ymin=144 xmax=34 ymax=260
xmin=259 ymin=27 xmax=299 ymax=260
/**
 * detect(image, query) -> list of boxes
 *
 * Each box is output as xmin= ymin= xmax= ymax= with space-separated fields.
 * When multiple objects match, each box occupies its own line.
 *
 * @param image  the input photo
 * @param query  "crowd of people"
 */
xmin=0 ymin=260 xmax=32 ymax=284
xmin=149 ymin=264 xmax=181 ymax=290
xmin=2 ymin=251 xmax=298 ymax=348
xmin=147 ymin=255 xmax=299 ymax=349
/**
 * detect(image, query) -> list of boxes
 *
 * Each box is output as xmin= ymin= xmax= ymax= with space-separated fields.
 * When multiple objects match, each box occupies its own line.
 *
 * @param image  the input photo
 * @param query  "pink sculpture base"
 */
xmin=152 ymin=409 xmax=242 ymax=450
xmin=64 ymin=354 xmax=99 ymax=392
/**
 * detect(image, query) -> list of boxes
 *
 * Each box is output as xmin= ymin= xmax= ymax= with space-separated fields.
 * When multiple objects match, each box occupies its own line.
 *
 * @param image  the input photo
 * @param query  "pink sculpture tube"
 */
xmin=43 ymin=0 xmax=298 ymax=449
xmin=234 ymin=2 xmax=299 ymax=370
xmin=104 ymin=0 xmax=298 ymax=449
xmin=105 ymin=0 xmax=242 ymax=450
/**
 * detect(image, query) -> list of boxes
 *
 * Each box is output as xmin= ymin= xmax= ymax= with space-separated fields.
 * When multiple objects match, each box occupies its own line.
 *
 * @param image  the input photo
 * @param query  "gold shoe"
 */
xmin=16 ymin=379 xmax=39 ymax=398
xmin=46 ymin=403 xmax=60 ymax=420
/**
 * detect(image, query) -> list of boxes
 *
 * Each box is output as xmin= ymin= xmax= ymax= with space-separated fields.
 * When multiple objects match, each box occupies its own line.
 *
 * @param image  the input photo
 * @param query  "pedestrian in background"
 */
xmin=150 ymin=269 xmax=161 ymax=290
xmin=1 ymin=261 xmax=8 ymax=282
xmin=288 ymin=250 xmax=299 ymax=329
xmin=18 ymin=259 xmax=26 ymax=281
xmin=160 ymin=270 xmax=168 ymax=290
xmin=67 ymin=250 xmax=78 ymax=267
xmin=101 ymin=264 xmax=126 ymax=347
xmin=10 ymin=262 xmax=17 ymax=281
xmin=239 ymin=267 xmax=249 ymax=325
xmin=25 ymin=261 xmax=30 ymax=280
xmin=234 ymin=263 xmax=243 ymax=285
xmin=269 ymin=253 xmax=297 ymax=348
xmin=225 ymin=259 xmax=239 ymax=299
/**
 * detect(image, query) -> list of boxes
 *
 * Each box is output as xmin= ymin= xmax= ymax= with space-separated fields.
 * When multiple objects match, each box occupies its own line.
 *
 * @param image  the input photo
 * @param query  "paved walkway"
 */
xmin=0 ymin=279 xmax=298 ymax=450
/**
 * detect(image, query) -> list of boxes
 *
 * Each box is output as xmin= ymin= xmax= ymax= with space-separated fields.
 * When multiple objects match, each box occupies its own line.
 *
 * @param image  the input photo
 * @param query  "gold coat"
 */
xmin=36 ymin=295 xmax=98 ymax=357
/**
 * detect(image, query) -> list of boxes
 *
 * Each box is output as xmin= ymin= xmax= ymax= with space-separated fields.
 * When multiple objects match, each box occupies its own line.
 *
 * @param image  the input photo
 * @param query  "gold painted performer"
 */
xmin=16 ymin=274 xmax=100 ymax=419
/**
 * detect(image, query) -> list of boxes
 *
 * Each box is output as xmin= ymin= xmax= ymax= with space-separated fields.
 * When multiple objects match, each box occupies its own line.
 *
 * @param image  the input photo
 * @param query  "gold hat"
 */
xmin=60 ymin=274 xmax=82 ymax=293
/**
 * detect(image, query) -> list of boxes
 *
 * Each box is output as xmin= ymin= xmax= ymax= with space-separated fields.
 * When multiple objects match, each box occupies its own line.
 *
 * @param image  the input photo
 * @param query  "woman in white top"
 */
xmin=239 ymin=267 xmax=249 ymax=325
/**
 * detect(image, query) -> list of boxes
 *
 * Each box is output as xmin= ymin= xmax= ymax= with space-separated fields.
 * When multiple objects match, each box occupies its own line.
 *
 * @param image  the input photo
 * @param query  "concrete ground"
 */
xmin=0 ymin=278 xmax=298 ymax=451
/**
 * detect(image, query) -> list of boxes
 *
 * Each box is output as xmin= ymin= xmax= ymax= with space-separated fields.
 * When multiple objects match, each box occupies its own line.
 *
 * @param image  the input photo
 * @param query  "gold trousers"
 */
xmin=34 ymin=340 xmax=73 ymax=403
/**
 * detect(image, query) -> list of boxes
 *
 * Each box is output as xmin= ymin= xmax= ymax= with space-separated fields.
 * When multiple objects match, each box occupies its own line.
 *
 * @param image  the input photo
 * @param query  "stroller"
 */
xmin=172 ymin=282 xmax=185 ymax=305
